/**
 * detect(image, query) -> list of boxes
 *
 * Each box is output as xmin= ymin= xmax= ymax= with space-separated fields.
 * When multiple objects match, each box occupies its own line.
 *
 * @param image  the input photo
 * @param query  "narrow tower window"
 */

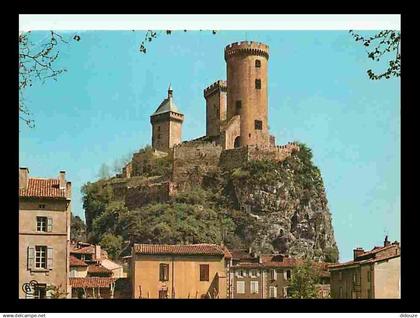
xmin=255 ymin=120 xmax=263 ymax=130
xmin=255 ymin=59 xmax=261 ymax=68
xmin=235 ymin=100 xmax=242 ymax=115
xmin=255 ymin=79 xmax=261 ymax=89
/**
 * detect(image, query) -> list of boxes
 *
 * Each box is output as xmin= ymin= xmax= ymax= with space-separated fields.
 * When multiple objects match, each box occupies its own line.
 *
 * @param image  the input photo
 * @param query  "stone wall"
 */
xmin=219 ymin=142 xmax=300 ymax=170
xmin=172 ymin=141 xmax=223 ymax=191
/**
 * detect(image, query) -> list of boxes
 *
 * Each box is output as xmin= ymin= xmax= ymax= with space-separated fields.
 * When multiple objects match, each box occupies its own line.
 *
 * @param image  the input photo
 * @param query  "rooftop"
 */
xmin=88 ymin=263 xmax=113 ymax=275
xmin=70 ymin=255 xmax=88 ymax=267
xmin=329 ymin=242 xmax=400 ymax=270
xmin=134 ymin=243 xmax=231 ymax=258
xmin=19 ymin=178 xmax=67 ymax=199
xmin=69 ymin=277 xmax=116 ymax=288
xmin=151 ymin=86 xmax=183 ymax=116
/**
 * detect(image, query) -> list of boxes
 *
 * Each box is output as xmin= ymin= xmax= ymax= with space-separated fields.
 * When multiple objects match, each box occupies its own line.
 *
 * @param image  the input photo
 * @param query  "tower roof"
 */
xmin=151 ymin=85 xmax=183 ymax=116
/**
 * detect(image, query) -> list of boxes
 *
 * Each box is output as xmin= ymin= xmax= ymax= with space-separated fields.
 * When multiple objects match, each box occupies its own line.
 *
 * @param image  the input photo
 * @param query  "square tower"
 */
xmin=150 ymin=85 xmax=184 ymax=152
xmin=204 ymin=80 xmax=227 ymax=138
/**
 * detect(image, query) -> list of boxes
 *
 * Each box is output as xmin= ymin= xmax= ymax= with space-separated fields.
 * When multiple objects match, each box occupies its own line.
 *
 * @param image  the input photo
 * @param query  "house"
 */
xmin=229 ymin=249 xmax=331 ymax=299
xmin=19 ymin=168 xmax=71 ymax=299
xmin=329 ymin=237 xmax=400 ymax=299
xmin=69 ymin=242 xmax=119 ymax=298
xmin=130 ymin=243 xmax=232 ymax=299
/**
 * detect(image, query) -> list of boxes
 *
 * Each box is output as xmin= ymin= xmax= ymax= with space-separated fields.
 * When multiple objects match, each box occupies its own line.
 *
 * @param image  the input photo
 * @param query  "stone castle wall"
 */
xmin=219 ymin=142 xmax=300 ymax=170
xmin=172 ymin=141 xmax=223 ymax=191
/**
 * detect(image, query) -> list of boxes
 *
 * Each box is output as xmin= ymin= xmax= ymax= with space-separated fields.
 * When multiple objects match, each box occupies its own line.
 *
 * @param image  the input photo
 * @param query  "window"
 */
xmin=236 ymin=269 xmax=245 ymax=278
xmin=250 ymin=280 xmax=259 ymax=294
xmin=283 ymin=269 xmax=291 ymax=280
xmin=235 ymin=100 xmax=242 ymax=114
xmin=37 ymin=217 xmax=47 ymax=232
xmin=39 ymin=204 xmax=46 ymax=209
xmin=159 ymin=263 xmax=169 ymax=281
xmin=270 ymin=269 xmax=277 ymax=280
xmin=269 ymin=286 xmax=277 ymax=298
xmin=283 ymin=287 xmax=289 ymax=298
xmin=367 ymin=271 xmax=371 ymax=282
xmin=236 ymin=281 xmax=245 ymax=294
xmin=157 ymin=126 xmax=160 ymax=131
xmin=70 ymin=269 xmax=77 ymax=278
xmin=255 ymin=120 xmax=263 ymax=130
xmin=250 ymin=269 xmax=258 ymax=278
xmin=157 ymin=134 xmax=161 ymax=140
xmin=255 ymin=79 xmax=261 ymax=89
xmin=255 ymin=59 xmax=261 ymax=68
xmin=35 ymin=246 xmax=47 ymax=269
xmin=338 ymin=272 xmax=343 ymax=281
xmin=200 ymin=264 xmax=209 ymax=281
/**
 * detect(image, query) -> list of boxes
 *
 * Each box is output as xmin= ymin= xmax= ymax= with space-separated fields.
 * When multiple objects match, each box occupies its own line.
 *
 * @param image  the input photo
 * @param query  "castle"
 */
xmin=119 ymin=41 xmax=299 ymax=194
xmin=150 ymin=41 xmax=273 ymax=151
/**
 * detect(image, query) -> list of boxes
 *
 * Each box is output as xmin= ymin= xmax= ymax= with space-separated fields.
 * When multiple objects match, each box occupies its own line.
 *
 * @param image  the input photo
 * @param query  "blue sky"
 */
xmin=19 ymin=30 xmax=400 ymax=262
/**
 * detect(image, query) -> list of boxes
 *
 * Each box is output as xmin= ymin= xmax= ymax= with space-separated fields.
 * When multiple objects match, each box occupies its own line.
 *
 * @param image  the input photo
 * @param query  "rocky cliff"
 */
xmin=227 ymin=145 xmax=338 ymax=261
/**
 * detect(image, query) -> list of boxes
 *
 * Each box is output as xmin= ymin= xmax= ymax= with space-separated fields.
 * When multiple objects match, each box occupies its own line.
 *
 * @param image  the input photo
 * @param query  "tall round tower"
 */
xmin=225 ymin=41 xmax=269 ymax=148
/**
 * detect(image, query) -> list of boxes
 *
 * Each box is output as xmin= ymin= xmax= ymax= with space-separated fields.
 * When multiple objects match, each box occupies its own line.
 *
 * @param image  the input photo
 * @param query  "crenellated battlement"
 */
xmin=225 ymin=41 xmax=269 ymax=60
xmin=203 ymin=80 xmax=227 ymax=98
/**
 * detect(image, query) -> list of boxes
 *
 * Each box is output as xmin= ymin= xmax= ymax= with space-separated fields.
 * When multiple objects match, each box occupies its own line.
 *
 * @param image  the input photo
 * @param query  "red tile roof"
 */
xmin=260 ymin=254 xmax=302 ymax=268
xmin=69 ymin=277 xmax=116 ymax=288
xmin=88 ymin=264 xmax=113 ymax=275
xmin=329 ymin=243 xmax=400 ymax=269
xmin=70 ymin=255 xmax=88 ymax=267
xmin=134 ymin=243 xmax=228 ymax=257
xmin=19 ymin=178 xmax=67 ymax=199
xmin=70 ymin=245 xmax=95 ymax=255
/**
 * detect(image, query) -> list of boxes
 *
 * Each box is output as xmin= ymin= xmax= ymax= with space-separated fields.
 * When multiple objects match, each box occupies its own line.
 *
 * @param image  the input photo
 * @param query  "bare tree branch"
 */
xmin=349 ymin=30 xmax=401 ymax=80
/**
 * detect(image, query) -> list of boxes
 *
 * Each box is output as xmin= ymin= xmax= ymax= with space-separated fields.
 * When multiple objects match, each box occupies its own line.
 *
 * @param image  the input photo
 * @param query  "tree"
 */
xmin=349 ymin=30 xmax=400 ymax=80
xmin=99 ymin=233 xmax=123 ymax=260
xmin=112 ymin=151 xmax=134 ymax=174
xmin=138 ymin=30 xmax=217 ymax=54
xmin=97 ymin=163 xmax=111 ymax=179
xmin=19 ymin=31 xmax=79 ymax=128
xmin=46 ymin=283 xmax=68 ymax=299
xmin=81 ymin=181 xmax=113 ymax=233
xmin=70 ymin=213 xmax=87 ymax=241
xmin=288 ymin=260 xmax=320 ymax=299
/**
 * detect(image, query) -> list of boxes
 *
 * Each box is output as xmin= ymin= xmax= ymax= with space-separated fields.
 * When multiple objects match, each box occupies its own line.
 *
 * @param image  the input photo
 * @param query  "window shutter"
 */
xmin=47 ymin=217 xmax=53 ymax=232
xmin=27 ymin=246 xmax=35 ymax=270
xmin=283 ymin=271 xmax=287 ymax=280
xmin=47 ymin=247 xmax=53 ymax=269
xmin=272 ymin=269 xmax=277 ymax=280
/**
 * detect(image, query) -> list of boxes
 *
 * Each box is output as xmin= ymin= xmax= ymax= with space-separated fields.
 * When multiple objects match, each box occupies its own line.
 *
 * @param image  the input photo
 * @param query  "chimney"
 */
xmin=353 ymin=247 xmax=364 ymax=260
xmin=19 ymin=167 xmax=29 ymax=189
xmin=384 ymin=235 xmax=390 ymax=247
xmin=59 ymin=171 xmax=66 ymax=190
xmin=95 ymin=245 xmax=101 ymax=261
